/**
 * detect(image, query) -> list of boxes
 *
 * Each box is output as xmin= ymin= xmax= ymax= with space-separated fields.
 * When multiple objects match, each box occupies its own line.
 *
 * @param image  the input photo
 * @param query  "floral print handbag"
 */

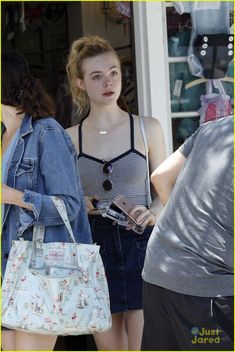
xmin=2 ymin=196 xmax=112 ymax=335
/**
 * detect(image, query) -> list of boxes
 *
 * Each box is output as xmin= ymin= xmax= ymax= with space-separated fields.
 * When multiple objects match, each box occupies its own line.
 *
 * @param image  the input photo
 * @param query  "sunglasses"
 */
xmin=102 ymin=161 xmax=113 ymax=191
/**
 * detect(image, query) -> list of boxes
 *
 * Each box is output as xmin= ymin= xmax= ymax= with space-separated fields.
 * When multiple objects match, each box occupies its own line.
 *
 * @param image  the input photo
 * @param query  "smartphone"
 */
xmin=112 ymin=195 xmax=143 ymax=225
xmin=101 ymin=195 xmax=146 ymax=234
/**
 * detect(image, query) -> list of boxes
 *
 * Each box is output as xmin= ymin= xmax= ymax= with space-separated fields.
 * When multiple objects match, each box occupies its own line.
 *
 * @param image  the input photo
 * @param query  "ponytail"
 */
xmin=67 ymin=36 xmax=120 ymax=115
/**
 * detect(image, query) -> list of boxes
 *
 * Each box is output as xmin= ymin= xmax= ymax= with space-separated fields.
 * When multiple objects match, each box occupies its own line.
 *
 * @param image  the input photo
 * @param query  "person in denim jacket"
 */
xmin=1 ymin=51 xmax=92 ymax=351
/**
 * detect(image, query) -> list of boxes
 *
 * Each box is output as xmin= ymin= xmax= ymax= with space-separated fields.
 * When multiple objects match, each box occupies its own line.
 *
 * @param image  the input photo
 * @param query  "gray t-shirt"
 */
xmin=142 ymin=116 xmax=234 ymax=297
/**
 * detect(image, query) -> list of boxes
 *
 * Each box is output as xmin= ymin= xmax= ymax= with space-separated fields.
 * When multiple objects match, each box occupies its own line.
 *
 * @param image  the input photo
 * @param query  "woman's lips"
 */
xmin=103 ymin=92 xmax=114 ymax=97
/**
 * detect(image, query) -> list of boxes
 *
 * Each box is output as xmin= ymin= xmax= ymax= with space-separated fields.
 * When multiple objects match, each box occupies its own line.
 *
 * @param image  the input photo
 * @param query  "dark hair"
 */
xmin=1 ymin=51 xmax=55 ymax=119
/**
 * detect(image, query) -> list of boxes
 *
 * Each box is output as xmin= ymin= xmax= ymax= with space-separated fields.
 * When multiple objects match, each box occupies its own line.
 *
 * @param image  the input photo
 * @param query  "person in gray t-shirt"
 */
xmin=141 ymin=116 xmax=233 ymax=351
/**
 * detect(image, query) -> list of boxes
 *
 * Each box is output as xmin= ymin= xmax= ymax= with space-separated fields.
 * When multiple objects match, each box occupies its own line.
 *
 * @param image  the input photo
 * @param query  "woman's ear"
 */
xmin=76 ymin=78 xmax=86 ymax=91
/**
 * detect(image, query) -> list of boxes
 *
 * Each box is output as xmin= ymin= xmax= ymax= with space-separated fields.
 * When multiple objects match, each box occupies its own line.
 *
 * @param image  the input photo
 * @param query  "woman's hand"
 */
xmin=85 ymin=195 xmax=99 ymax=213
xmin=1 ymin=184 xmax=32 ymax=210
xmin=1 ymin=183 xmax=15 ymax=204
xmin=2 ymin=183 xmax=8 ymax=203
xmin=129 ymin=205 xmax=156 ymax=227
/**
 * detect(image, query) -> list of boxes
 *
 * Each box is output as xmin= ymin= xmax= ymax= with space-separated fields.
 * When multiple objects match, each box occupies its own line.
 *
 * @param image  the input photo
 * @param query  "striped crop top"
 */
xmin=77 ymin=113 xmax=150 ymax=207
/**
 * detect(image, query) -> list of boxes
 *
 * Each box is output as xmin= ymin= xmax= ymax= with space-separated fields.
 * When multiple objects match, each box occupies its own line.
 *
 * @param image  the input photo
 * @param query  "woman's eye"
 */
xmin=111 ymin=71 xmax=118 ymax=76
xmin=92 ymin=75 xmax=102 ymax=80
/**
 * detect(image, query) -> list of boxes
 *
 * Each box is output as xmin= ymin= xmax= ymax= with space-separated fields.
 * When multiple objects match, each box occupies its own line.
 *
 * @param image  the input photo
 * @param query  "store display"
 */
xmin=193 ymin=34 xmax=234 ymax=79
xmin=169 ymin=62 xmax=205 ymax=112
xmin=173 ymin=1 xmax=233 ymax=78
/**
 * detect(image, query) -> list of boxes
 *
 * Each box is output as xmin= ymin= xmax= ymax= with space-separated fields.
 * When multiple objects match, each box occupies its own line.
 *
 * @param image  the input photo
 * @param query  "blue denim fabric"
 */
xmin=2 ymin=115 xmax=92 ymax=275
xmin=89 ymin=215 xmax=153 ymax=314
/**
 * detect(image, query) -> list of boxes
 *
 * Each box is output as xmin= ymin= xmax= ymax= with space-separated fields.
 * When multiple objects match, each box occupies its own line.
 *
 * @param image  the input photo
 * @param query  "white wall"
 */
xmin=133 ymin=2 xmax=173 ymax=155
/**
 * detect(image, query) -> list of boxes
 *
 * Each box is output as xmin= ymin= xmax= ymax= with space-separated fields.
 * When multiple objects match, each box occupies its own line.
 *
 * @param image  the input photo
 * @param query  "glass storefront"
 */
xmin=166 ymin=3 xmax=234 ymax=150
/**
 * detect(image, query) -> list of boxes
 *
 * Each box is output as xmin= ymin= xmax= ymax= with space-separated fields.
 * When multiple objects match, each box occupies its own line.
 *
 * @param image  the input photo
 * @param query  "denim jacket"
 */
xmin=2 ymin=115 xmax=92 ymax=275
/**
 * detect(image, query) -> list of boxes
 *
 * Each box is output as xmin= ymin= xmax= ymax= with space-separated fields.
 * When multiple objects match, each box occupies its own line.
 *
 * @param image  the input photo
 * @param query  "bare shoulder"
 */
xmin=66 ymin=124 xmax=79 ymax=137
xmin=144 ymin=116 xmax=162 ymax=130
xmin=141 ymin=115 xmax=165 ymax=151
xmin=134 ymin=115 xmax=162 ymax=136
xmin=66 ymin=124 xmax=79 ymax=151
xmin=66 ymin=124 xmax=78 ymax=135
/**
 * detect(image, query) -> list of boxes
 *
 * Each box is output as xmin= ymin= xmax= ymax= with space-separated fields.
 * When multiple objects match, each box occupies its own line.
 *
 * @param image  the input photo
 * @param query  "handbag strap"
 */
xmin=50 ymin=196 xmax=76 ymax=243
xmin=140 ymin=116 xmax=152 ymax=208
xmin=33 ymin=196 xmax=76 ymax=247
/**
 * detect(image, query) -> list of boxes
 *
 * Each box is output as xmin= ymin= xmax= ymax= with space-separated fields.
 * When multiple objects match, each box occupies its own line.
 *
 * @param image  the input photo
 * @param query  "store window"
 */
xmin=1 ymin=1 xmax=137 ymax=129
xmin=165 ymin=2 xmax=234 ymax=151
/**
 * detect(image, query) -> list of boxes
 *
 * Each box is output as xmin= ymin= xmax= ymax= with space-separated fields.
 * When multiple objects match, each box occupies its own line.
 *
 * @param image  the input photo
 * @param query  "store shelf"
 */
xmin=171 ymin=111 xmax=199 ymax=119
xmin=168 ymin=56 xmax=188 ymax=63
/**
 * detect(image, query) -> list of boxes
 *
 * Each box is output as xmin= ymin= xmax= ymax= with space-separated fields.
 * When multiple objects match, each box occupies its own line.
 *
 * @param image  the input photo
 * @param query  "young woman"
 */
xmin=66 ymin=36 xmax=165 ymax=350
xmin=1 ymin=51 xmax=92 ymax=351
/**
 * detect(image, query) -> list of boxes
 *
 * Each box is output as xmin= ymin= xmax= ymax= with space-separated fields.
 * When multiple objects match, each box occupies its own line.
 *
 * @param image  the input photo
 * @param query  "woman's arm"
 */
xmin=66 ymin=125 xmax=99 ymax=214
xmin=129 ymin=117 xmax=166 ymax=226
xmin=151 ymin=149 xmax=186 ymax=206
xmin=2 ymin=184 xmax=32 ymax=210
xmin=145 ymin=117 xmax=166 ymax=220
xmin=33 ymin=126 xmax=84 ymax=225
xmin=5 ymin=125 xmax=86 ymax=230
xmin=151 ymin=126 xmax=199 ymax=206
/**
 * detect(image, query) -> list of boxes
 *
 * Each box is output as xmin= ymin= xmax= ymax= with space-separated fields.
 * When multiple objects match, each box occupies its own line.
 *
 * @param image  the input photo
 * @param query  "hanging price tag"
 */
xmin=173 ymin=79 xmax=183 ymax=97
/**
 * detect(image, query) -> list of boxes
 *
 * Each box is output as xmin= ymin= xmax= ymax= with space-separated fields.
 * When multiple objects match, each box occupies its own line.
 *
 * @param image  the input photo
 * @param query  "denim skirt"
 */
xmin=89 ymin=215 xmax=153 ymax=314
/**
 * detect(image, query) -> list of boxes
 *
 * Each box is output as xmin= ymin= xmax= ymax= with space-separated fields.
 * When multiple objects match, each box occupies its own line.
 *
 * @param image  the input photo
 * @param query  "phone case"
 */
xmin=112 ymin=195 xmax=142 ymax=225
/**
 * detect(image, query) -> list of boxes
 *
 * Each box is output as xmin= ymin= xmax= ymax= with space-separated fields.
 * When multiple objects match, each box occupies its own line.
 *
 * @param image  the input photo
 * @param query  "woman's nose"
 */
xmin=104 ymin=77 xmax=112 ymax=87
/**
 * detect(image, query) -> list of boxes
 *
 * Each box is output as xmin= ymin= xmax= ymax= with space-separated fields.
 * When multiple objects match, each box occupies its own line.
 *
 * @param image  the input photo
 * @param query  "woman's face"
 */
xmin=77 ymin=52 xmax=122 ymax=106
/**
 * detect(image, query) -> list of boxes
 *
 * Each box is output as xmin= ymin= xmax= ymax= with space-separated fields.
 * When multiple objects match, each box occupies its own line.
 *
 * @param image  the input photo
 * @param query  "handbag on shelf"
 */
xmin=2 ymin=196 xmax=111 ymax=335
